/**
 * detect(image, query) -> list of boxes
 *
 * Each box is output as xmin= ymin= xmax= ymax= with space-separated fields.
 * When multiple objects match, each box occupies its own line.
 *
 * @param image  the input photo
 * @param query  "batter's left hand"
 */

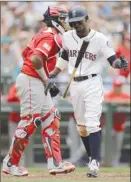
xmin=120 ymin=56 xmax=128 ymax=70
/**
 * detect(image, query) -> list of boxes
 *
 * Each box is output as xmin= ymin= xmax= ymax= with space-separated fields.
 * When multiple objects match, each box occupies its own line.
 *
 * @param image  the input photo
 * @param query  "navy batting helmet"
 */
xmin=68 ymin=5 xmax=88 ymax=23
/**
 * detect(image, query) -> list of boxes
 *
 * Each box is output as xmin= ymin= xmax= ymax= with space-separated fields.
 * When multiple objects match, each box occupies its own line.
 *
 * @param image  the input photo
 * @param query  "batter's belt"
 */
xmin=73 ymin=74 xmax=97 ymax=81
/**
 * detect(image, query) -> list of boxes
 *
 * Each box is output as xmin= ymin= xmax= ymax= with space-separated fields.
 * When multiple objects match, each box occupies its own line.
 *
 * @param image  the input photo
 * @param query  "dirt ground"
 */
xmin=1 ymin=167 xmax=130 ymax=182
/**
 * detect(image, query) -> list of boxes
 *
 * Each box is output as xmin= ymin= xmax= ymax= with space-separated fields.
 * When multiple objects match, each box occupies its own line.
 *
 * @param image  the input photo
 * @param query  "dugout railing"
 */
xmin=1 ymin=101 xmax=130 ymax=167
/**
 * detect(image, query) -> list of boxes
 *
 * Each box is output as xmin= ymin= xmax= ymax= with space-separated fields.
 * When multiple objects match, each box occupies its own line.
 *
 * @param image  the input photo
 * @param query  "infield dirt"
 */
xmin=1 ymin=167 xmax=130 ymax=182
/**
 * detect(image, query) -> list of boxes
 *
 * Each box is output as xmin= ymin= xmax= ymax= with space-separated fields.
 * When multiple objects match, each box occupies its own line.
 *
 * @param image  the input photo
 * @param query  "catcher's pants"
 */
xmin=16 ymin=73 xmax=53 ymax=118
xmin=5 ymin=73 xmax=62 ymax=167
xmin=70 ymin=74 xmax=104 ymax=134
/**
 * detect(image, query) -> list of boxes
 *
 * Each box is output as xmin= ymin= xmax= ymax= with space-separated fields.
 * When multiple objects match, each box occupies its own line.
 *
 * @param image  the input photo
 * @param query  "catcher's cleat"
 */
xmin=87 ymin=159 xmax=99 ymax=178
xmin=49 ymin=161 xmax=76 ymax=175
xmin=2 ymin=157 xmax=28 ymax=176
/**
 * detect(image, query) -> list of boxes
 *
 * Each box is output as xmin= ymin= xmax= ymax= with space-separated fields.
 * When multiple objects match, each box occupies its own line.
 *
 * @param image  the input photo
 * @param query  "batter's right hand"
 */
xmin=45 ymin=78 xmax=54 ymax=95
xmin=45 ymin=77 xmax=60 ymax=97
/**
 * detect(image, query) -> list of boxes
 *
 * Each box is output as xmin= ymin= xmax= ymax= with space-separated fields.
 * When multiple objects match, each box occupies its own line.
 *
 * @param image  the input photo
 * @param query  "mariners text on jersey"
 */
xmin=62 ymin=29 xmax=115 ymax=76
xmin=67 ymin=49 xmax=97 ymax=61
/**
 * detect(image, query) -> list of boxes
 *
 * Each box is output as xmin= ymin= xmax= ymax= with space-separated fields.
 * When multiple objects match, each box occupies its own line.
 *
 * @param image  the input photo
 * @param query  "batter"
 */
xmin=45 ymin=5 xmax=128 ymax=178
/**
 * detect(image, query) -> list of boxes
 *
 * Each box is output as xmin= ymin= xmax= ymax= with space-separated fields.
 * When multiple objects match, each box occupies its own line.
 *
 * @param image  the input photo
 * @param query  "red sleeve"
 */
xmin=7 ymin=84 xmax=19 ymax=103
xmin=34 ymin=37 xmax=54 ymax=58
xmin=22 ymin=47 xmax=30 ymax=59
xmin=32 ymin=50 xmax=47 ymax=60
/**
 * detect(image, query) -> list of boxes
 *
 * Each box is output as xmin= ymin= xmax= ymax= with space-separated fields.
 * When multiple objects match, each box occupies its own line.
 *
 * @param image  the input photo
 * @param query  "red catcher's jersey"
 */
xmin=21 ymin=27 xmax=62 ymax=79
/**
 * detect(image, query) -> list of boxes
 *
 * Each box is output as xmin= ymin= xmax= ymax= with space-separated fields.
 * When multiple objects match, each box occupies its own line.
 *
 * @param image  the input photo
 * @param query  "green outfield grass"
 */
xmin=1 ymin=167 xmax=130 ymax=182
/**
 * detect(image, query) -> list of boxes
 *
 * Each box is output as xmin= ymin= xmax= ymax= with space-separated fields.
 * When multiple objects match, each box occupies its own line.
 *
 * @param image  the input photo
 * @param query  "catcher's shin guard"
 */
xmin=41 ymin=107 xmax=62 ymax=167
xmin=8 ymin=114 xmax=41 ymax=165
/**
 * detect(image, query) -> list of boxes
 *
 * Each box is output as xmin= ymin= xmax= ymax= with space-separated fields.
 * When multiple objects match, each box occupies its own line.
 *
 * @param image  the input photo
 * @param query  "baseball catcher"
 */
xmin=2 ymin=6 xmax=75 ymax=176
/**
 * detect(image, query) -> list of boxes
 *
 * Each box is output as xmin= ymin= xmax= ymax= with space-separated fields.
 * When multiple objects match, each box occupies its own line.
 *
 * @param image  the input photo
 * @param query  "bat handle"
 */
xmin=62 ymin=79 xmax=72 ymax=99
xmin=62 ymin=68 xmax=77 ymax=99
xmin=62 ymin=84 xmax=70 ymax=99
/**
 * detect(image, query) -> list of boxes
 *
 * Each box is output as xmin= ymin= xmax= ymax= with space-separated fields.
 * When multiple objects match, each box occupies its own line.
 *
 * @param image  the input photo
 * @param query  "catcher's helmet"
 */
xmin=68 ymin=5 xmax=88 ymax=23
xmin=43 ymin=6 xmax=68 ymax=34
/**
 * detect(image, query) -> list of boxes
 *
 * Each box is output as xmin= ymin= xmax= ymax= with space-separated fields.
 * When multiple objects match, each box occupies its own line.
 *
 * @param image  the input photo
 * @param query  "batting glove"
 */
xmin=120 ymin=56 xmax=128 ymax=70
xmin=114 ymin=56 xmax=128 ymax=70
xmin=45 ymin=76 xmax=60 ymax=97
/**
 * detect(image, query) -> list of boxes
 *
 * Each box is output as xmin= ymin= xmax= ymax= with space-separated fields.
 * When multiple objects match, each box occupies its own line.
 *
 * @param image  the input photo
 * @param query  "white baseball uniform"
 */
xmin=61 ymin=29 xmax=116 ymax=134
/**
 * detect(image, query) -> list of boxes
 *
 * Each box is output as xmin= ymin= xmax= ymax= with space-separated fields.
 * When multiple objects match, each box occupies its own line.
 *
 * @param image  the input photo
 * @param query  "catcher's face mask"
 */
xmin=44 ymin=6 xmax=69 ymax=34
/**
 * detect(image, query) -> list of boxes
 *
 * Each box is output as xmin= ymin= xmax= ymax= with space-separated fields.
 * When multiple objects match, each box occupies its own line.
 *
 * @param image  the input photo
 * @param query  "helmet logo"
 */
xmin=72 ymin=10 xmax=76 ymax=17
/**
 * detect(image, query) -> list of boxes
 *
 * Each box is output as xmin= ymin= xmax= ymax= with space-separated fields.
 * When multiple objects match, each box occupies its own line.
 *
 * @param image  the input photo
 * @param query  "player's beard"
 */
xmin=75 ymin=24 xmax=85 ymax=32
xmin=75 ymin=26 xmax=86 ymax=37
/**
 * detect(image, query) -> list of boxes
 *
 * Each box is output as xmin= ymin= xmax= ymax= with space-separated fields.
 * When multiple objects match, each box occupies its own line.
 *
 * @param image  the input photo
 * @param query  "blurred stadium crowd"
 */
xmin=1 ymin=1 xmax=130 ymax=97
xmin=1 ymin=1 xmax=130 ymax=167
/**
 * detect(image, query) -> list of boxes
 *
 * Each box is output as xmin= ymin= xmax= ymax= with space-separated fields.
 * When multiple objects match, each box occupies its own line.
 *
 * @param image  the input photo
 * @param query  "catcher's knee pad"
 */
xmin=41 ymin=107 xmax=62 ymax=164
xmin=41 ymin=107 xmax=60 ymax=127
xmin=76 ymin=125 xmax=89 ymax=137
xmin=9 ymin=114 xmax=41 ymax=165
xmin=15 ymin=114 xmax=41 ymax=138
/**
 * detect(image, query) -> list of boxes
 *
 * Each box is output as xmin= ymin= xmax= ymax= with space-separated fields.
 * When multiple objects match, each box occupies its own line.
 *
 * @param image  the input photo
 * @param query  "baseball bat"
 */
xmin=62 ymin=40 xmax=89 ymax=99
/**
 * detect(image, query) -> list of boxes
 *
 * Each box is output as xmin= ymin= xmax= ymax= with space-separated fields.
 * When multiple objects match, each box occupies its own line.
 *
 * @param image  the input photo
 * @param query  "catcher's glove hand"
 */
xmin=45 ymin=77 xmax=60 ymax=97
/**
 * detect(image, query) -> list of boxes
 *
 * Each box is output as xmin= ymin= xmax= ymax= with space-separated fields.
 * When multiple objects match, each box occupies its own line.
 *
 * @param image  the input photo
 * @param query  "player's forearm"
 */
xmin=56 ymin=48 xmax=68 ymax=71
xmin=31 ymin=55 xmax=47 ymax=82
xmin=50 ymin=67 xmax=61 ymax=78
xmin=107 ymin=55 xmax=128 ymax=69
xmin=50 ymin=57 xmax=68 ymax=78
xmin=56 ymin=57 xmax=68 ymax=71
